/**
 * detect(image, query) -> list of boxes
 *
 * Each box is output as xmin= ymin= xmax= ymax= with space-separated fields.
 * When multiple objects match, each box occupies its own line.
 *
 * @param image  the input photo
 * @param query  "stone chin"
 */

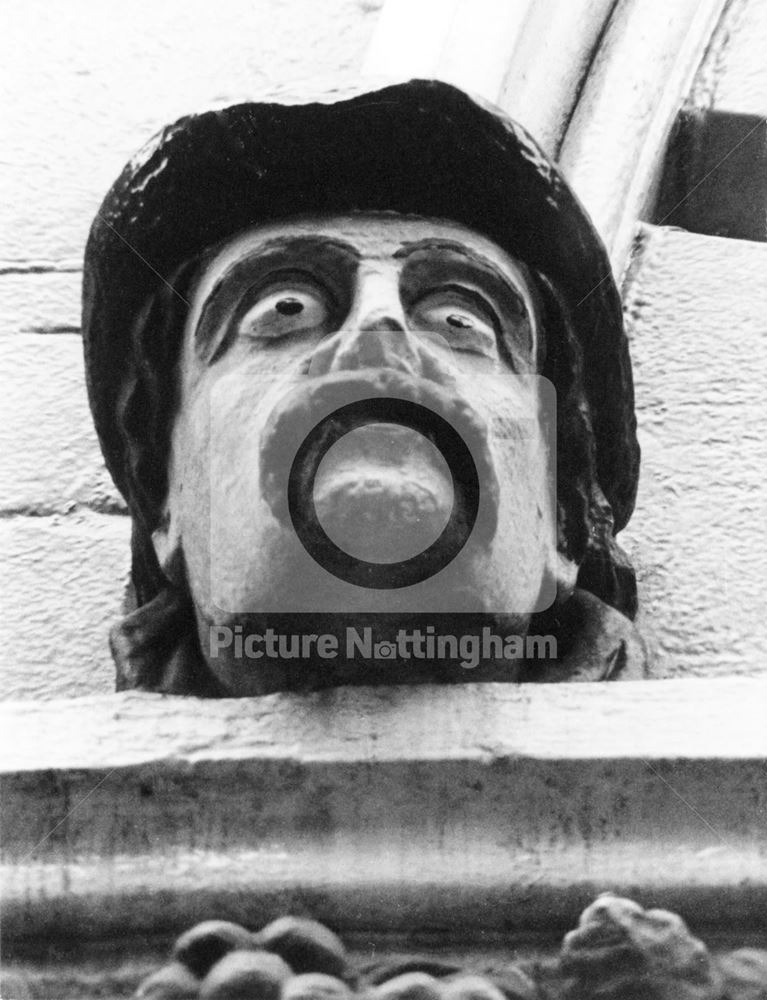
xmin=193 ymin=500 xmax=545 ymax=624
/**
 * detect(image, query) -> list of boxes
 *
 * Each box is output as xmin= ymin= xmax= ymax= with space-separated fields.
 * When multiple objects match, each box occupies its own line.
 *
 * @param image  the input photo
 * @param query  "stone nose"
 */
xmin=338 ymin=312 xmax=419 ymax=372
xmin=307 ymin=274 xmax=421 ymax=377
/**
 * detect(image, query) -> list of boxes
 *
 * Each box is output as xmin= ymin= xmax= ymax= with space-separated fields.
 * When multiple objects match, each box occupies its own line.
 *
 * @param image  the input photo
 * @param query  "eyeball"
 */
xmin=239 ymin=278 xmax=333 ymax=340
xmin=409 ymin=288 xmax=499 ymax=358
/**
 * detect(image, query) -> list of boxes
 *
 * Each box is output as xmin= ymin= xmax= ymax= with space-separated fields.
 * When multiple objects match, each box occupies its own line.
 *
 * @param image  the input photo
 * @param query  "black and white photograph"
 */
xmin=1 ymin=0 xmax=766 ymax=997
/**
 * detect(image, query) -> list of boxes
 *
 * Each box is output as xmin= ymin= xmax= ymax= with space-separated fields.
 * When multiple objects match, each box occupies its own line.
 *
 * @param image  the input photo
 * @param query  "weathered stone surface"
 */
xmin=0 ymin=332 xmax=124 ymax=513
xmin=497 ymin=0 xmax=615 ymax=156
xmin=198 ymin=950 xmax=291 ymax=1000
xmin=558 ymin=0 xmax=725 ymax=263
xmin=173 ymin=921 xmax=256 ymax=978
xmin=442 ymin=972 xmax=534 ymax=1000
xmin=374 ymin=972 xmax=444 ymax=1000
xmin=559 ymin=894 xmax=724 ymax=999
xmin=0 ymin=967 xmax=34 ymax=1000
xmin=691 ymin=0 xmax=767 ymax=116
xmin=620 ymin=227 xmax=767 ymax=677
xmin=256 ymin=917 xmax=348 ymax=979
xmin=282 ymin=972 xmax=352 ymax=1000
xmin=0 ymin=269 xmax=81 ymax=336
xmin=0 ymin=512 xmax=129 ymax=700
xmin=716 ymin=949 xmax=767 ymax=1000
xmin=135 ymin=961 xmax=199 ymax=998
xmin=3 ymin=683 xmax=767 ymax=943
xmin=0 ymin=0 xmax=382 ymax=264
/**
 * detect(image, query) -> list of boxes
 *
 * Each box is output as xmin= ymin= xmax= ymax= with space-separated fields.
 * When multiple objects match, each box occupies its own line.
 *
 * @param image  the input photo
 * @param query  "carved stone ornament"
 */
xmin=82 ymin=79 xmax=646 ymax=695
xmin=48 ymin=901 xmax=757 ymax=999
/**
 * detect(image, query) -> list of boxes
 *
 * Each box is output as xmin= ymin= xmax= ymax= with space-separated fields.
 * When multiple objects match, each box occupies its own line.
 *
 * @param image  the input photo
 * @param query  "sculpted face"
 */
xmin=154 ymin=213 xmax=570 ymax=693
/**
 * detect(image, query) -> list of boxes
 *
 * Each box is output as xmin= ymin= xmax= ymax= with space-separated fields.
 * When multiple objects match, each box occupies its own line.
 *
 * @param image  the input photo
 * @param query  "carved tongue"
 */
xmin=312 ymin=423 xmax=453 ymax=563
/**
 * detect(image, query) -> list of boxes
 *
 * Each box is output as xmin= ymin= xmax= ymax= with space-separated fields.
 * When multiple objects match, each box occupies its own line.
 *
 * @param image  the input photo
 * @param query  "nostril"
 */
xmin=307 ymin=315 xmax=417 ymax=378
xmin=358 ymin=313 xmax=406 ymax=334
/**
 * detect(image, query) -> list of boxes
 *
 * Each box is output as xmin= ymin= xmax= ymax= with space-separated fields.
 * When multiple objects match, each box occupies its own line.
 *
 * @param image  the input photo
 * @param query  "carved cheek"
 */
xmin=180 ymin=359 xmax=308 ymax=612
xmin=456 ymin=368 xmax=557 ymax=610
xmin=494 ymin=423 xmax=558 ymax=606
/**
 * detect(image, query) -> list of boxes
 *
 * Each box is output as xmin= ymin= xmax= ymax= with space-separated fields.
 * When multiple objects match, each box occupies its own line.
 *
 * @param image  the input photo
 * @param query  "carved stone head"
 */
xmin=82 ymin=80 xmax=643 ymax=694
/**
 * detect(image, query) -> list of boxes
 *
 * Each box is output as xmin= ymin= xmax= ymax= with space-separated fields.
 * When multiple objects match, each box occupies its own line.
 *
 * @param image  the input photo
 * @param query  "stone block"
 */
xmin=620 ymin=226 xmax=767 ymax=677
xmin=691 ymin=0 xmax=767 ymax=116
xmin=0 ymin=332 xmax=124 ymax=513
xmin=0 ymin=512 xmax=130 ymax=700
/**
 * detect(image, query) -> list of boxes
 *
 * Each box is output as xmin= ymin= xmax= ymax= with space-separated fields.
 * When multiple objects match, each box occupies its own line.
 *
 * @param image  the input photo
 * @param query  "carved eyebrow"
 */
xmin=395 ymin=238 xmax=477 ymax=258
xmin=244 ymin=234 xmax=361 ymax=259
xmin=395 ymin=238 xmax=503 ymax=268
xmin=206 ymin=235 xmax=361 ymax=292
xmin=193 ymin=236 xmax=359 ymax=358
xmin=394 ymin=239 xmax=530 ymax=295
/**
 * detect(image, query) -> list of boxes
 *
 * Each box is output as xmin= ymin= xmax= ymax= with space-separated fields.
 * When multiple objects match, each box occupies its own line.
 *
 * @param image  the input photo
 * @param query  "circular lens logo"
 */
xmin=287 ymin=398 xmax=480 ymax=589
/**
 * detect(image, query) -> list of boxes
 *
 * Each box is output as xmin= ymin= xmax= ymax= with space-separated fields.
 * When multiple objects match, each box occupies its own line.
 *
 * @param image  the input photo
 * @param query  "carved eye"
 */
xmin=410 ymin=288 xmax=499 ymax=357
xmin=238 ymin=277 xmax=334 ymax=340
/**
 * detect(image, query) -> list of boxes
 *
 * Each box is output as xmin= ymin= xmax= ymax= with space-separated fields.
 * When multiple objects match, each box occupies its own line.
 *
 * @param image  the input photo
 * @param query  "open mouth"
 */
xmin=259 ymin=370 xmax=500 ymax=588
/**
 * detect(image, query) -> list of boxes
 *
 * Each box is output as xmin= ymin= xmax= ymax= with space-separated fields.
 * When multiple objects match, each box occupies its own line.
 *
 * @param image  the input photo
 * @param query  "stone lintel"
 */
xmin=3 ymin=680 xmax=766 ymax=944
